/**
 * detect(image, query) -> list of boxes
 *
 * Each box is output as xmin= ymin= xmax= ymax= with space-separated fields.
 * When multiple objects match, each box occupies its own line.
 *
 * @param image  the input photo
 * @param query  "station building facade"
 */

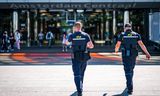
xmin=0 ymin=0 xmax=160 ymax=46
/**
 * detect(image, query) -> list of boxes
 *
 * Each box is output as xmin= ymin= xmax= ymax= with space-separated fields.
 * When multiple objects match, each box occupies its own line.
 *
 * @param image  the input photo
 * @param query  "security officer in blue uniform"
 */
xmin=115 ymin=23 xmax=151 ymax=95
xmin=67 ymin=22 xmax=94 ymax=96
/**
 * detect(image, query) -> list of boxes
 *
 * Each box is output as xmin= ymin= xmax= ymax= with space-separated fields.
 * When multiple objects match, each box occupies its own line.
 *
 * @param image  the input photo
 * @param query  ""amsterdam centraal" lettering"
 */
xmin=10 ymin=3 xmax=137 ymax=9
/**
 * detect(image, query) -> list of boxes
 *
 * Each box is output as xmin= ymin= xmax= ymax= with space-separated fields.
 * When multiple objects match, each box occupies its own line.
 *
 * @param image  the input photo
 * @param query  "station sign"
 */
xmin=0 ymin=2 xmax=160 ymax=9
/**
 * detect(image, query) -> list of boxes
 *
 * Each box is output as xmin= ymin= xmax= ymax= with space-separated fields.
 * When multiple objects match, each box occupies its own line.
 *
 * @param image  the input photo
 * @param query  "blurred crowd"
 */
xmin=0 ymin=29 xmax=72 ymax=53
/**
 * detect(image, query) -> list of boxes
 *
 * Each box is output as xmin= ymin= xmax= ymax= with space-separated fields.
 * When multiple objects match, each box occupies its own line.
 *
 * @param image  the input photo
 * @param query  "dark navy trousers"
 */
xmin=72 ymin=59 xmax=87 ymax=93
xmin=122 ymin=56 xmax=136 ymax=91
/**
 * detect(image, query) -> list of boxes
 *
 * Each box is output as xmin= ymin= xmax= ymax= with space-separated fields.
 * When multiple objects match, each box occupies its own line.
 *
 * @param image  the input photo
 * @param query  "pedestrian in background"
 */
xmin=9 ymin=32 xmax=15 ymax=51
xmin=46 ymin=31 xmax=54 ymax=48
xmin=1 ymin=31 xmax=10 ymax=52
xmin=14 ymin=30 xmax=21 ymax=50
xmin=38 ymin=31 xmax=44 ymax=47
xmin=62 ymin=32 xmax=68 ymax=52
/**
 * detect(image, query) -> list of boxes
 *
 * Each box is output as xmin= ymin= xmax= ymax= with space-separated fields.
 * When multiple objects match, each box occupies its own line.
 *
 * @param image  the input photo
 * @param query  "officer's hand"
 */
xmin=87 ymin=41 xmax=94 ymax=49
xmin=115 ymin=51 xmax=118 ymax=53
xmin=146 ymin=54 xmax=151 ymax=60
xmin=65 ymin=41 xmax=70 ymax=46
xmin=113 ymin=52 xmax=119 ymax=56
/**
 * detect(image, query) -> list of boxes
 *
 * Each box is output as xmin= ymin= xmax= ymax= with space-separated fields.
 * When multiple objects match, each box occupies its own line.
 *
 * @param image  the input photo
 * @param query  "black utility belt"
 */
xmin=122 ymin=49 xmax=138 ymax=57
xmin=73 ymin=51 xmax=91 ymax=61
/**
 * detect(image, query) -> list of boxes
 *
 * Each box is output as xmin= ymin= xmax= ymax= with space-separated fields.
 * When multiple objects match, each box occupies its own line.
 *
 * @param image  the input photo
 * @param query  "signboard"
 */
xmin=0 ymin=2 xmax=160 ymax=9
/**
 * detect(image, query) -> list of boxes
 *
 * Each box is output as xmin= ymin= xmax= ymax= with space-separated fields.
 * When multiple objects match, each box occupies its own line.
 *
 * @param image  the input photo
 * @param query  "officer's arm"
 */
xmin=65 ymin=35 xmax=72 ymax=46
xmin=86 ymin=34 xmax=94 ymax=49
xmin=87 ymin=41 xmax=94 ymax=49
xmin=65 ymin=40 xmax=71 ymax=46
xmin=115 ymin=41 xmax=121 ymax=53
xmin=138 ymin=40 xmax=151 ymax=59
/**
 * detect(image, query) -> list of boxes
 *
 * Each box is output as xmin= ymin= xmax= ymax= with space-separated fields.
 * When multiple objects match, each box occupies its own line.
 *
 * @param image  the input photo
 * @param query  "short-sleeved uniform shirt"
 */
xmin=68 ymin=31 xmax=91 ymax=52
xmin=118 ymin=31 xmax=142 ymax=57
xmin=68 ymin=31 xmax=90 ymax=43
xmin=118 ymin=31 xmax=141 ymax=42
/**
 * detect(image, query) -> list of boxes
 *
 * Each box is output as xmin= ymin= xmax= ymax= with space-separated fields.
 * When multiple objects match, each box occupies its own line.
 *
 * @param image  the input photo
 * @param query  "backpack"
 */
xmin=47 ymin=33 xmax=51 ymax=38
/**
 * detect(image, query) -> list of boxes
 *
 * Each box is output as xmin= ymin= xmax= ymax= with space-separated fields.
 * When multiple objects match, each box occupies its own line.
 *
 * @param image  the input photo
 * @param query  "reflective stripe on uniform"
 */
xmin=73 ymin=38 xmax=86 ymax=40
xmin=123 ymin=36 xmax=138 ymax=38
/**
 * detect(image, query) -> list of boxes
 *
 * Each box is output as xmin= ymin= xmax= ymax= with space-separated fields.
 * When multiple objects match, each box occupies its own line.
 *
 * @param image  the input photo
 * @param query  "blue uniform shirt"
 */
xmin=118 ymin=31 xmax=141 ymax=42
xmin=68 ymin=31 xmax=91 ymax=61
xmin=68 ymin=31 xmax=91 ymax=52
xmin=68 ymin=31 xmax=90 ymax=43
xmin=118 ymin=31 xmax=141 ymax=57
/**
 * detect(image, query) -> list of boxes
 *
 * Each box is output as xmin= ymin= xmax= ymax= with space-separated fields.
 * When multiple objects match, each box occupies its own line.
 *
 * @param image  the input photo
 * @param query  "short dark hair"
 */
xmin=4 ymin=31 xmax=7 ymax=34
xmin=126 ymin=29 xmax=132 ymax=32
xmin=124 ymin=23 xmax=132 ymax=27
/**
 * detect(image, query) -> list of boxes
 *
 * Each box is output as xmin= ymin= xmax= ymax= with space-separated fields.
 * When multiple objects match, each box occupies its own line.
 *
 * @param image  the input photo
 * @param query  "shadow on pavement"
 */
xmin=103 ymin=93 xmax=108 ymax=96
xmin=112 ymin=88 xmax=128 ymax=96
xmin=70 ymin=91 xmax=77 ymax=96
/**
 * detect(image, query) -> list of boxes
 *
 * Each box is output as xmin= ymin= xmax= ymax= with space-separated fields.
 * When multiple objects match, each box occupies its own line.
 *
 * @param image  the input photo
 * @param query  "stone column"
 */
xmin=13 ymin=11 xmax=18 ymax=33
xmin=124 ymin=10 xmax=130 ymax=26
xmin=27 ymin=10 xmax=30 ymax=47
xmin=113 ymin=10 xmax=116 ymax=35
xmin=34 ymin=10 xmax=38 ymax=44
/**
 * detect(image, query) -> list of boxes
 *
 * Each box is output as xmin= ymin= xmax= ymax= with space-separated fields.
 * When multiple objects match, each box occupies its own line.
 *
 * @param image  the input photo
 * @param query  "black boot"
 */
xmin=77 ymin=92 xmax=82 ymax=96
xmin=127 ymin=90 xmax=133 ymax=95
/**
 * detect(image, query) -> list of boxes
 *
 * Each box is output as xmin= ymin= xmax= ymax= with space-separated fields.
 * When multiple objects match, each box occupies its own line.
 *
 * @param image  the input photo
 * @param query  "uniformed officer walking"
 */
xmin=66 ymin=22 xmax=94 ymax=96
xmin=115 ymin=23 xmax=151 ymax=94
